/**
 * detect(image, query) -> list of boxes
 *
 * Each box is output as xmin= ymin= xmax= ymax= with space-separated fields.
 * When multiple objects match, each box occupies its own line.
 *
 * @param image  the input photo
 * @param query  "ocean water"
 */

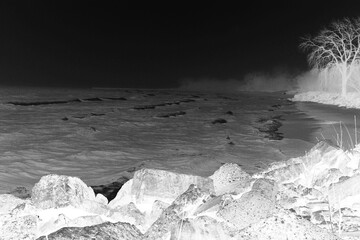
xmin=0 ymin=87 xmax=316 ymax=193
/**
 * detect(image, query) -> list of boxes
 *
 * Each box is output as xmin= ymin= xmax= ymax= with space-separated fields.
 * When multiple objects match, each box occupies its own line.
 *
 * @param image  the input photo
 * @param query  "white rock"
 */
xmin=80 ymin=199 xmax=109 ymax=215
xmin=95 ymin=193 xmax=108 ymax=205
xmin=170 ymin=216 xmax=238 ymax=240
xmin=261 ymin=141 xmax=355 ymax=190
xmin=38 ymin=213 xmax=105 ymax=237
xmin=146 ymin=200 xmax=170 ymax=230
xmin=109 ymin=168 xmax=214 ymax=212
xmin=210 ymin=163 xmax=251 ymax=195
xmin=144 ymin=184 xmax=212 ymax=239
xmin=108 ymin=202 xmax=146 ymax=232
xmin=0 ymin=194 xmax=27 ymax=214
xmin=108 ymin=179 xmax=133 ymax=208
xmin=37 ymin=221 xmax=143 ymax=240
xmin=0 ymin=214 xmax=38 ymax=240
xmin=239 ymin=208 xmax=341 ymax=240
xmin=217 ymin=178 xmax=278 ymax=230
xmin=31 ymin=174 xmax=96 ymax=209
xmin=329 ymin=174 xmax=360 ymax=205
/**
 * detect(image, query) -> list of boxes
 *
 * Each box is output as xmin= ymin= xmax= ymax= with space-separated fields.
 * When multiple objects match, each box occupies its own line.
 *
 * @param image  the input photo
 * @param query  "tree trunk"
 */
xmin=340 ymin=64 xmax=348 ymax=97
xmin=342 ymin=78 xmax=347 ymax=96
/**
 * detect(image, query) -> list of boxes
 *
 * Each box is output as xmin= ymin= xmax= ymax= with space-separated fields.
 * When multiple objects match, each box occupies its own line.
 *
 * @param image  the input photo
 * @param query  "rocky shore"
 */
xmin=2 ymin=140 xmax=360 ymax=239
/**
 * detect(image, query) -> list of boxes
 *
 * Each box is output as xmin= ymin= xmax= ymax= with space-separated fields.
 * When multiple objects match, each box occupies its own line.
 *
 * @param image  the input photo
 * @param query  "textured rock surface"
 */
xmin=218 ymin=178 xmax=278 ymax=229
xmin=109 ymin=168 xmax=214 ymax=209
xmin=0 ymin=194 xmax=27 ymax=214
xmin=79 ymin=199 xmax=108 ymax=215
xmin=268 ymin=141 xmax=360 ymax=238
xmin=108 ymin=202 xmax=145 ymax=230
xmin=264 ymin=162 xmax=306 ymax=183
xmin=31 ymin=174 xmax=96 ymax=209
xmin=38 ymin=214 xmax=105 ymax=237
xmin=260 ymin=140 xmax=352 ymax=186
xmin=37 ymin=221 xmax=142 ymax=240
xmin=0 ymin=214 xmax=38 ymax=240
xmin=144 ymin=184 xmax=212 ymax=239
xmin=146 ymin=200 xmax=170 ymax=230
xmin=132 ymin=168 xmax=213 ymax=203
xmin=328 ymin=174 xmax=360 ymax=208
xmin=149 ymin=200 xmax=169 ymax=220
xmin=170 ymin=216 xmax=239 ymax=240
xmin=313 ymin=168 xmax=343 ymax=190
xmin=238 ymin=208 xmax=341 ymax=240
xmin=210 ymin=163 xmax=252 ymax=195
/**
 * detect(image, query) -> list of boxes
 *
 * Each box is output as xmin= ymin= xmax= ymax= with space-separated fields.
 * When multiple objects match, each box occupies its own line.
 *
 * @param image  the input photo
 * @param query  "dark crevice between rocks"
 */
xmin=91 ymin=174 xmax=132 ymax=202
xmin=91 ymin=164 xmax=145 ymax=201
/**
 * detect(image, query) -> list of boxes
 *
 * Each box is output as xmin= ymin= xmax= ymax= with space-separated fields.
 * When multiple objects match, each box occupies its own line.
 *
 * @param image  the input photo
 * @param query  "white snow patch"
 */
xmin=293 ymin=91 xmax=360 ymax=109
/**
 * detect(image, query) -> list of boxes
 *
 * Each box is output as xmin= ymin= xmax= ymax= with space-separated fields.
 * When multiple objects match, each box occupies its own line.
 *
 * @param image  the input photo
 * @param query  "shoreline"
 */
xmin=293 ymin=91 xmax=360 ymax=150
xmin=293 ymin=91 xmax=360 ymax=109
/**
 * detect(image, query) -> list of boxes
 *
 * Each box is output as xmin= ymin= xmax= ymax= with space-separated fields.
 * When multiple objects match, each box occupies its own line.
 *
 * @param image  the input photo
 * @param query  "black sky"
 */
xmin=0 ymin=1 xmax=359 ymax=88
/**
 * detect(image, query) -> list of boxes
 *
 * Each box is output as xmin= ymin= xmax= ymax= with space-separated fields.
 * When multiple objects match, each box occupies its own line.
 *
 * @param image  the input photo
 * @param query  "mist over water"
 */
xmin=241 ymin=72 xmax=297 ymax=92
xmin=295 ymin=67 xmax=360 ymax=94
xmin=179 ymin=68 xmax=357 ymax=95
xmin=179 ymin=71 xmax=299 ymax=93
xmin=294 ymin=69 xmax=321 ymax=92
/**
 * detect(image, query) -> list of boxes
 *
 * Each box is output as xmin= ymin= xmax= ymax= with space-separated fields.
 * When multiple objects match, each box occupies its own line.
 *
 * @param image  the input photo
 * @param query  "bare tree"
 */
xmin=300 ymin=18 xmax=360 ymax=96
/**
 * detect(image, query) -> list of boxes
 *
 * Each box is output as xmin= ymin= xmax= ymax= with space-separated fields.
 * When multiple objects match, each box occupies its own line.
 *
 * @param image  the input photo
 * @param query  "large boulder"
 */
xmin=108 ymin=202 xmax=145 ymax=231
xmin=328 ymin=174 xmax=360 ymax=209
xmin=210 ymin=163 xmax=252 ymax=195
xmin=109 ymin=168 xmax=214 ymax=211
xmin=144 ymin=184 xmax=212 ymax=239
xmin=238 ymin=208 xmax=341 ymax=240
xmin=218 ymin=178 xmax=278 ymax=230
xmin=31 ymin=174 xmax=96 ymax=209
xmin=37 ymin=221 xmax=142 ymax=240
